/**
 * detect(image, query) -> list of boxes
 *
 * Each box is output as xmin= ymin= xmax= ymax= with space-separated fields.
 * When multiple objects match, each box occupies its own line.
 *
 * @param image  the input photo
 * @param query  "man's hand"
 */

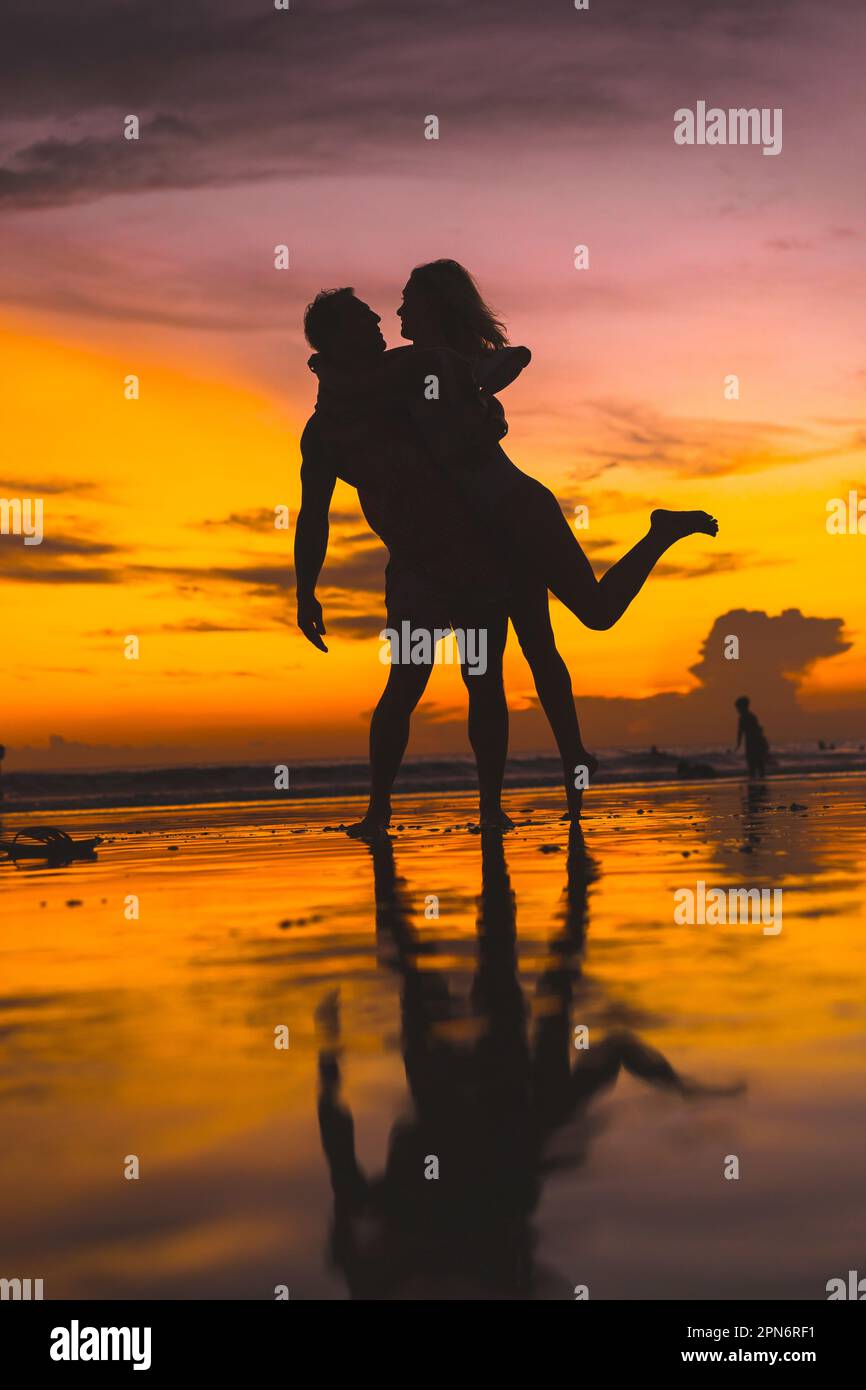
xmin=297 ymin=593 xmax=328 ymax=651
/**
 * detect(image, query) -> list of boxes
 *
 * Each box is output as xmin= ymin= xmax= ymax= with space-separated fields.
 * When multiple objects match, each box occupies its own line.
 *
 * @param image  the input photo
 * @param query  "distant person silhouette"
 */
xmin=735 ymin=696 xmax=769 ymax=779
xmin=0 ymin=744 xmax=5 ymax=801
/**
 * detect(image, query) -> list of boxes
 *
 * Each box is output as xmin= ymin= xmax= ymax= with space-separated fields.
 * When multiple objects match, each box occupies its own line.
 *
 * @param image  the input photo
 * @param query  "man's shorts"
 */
xmin=383 ymin=558 xmax=508 ymax=668
xmin=385 ymin=553 xmax=507 ymax=620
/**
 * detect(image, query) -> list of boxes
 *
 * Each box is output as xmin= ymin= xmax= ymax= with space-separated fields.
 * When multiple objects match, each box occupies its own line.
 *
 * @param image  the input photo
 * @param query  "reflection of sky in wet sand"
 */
xmin=1 ymin=776 xmax=865 ymax=1299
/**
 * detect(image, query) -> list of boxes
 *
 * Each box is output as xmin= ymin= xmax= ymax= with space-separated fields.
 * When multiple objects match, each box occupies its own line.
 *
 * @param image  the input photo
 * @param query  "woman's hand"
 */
xmin=479 ymin=390 xmax=508 ymax=440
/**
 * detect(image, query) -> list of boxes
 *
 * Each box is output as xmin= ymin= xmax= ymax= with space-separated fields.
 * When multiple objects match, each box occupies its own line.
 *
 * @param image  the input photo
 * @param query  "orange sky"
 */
xmin=1 ymin=0 xmax=864 ymax=769
xmin=2 ymin=301 xmax=864 ymax=769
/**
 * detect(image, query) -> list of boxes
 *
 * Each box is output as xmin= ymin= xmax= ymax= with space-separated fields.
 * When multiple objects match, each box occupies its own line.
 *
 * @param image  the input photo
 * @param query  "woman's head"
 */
xmin=398 ymin=259 xmax=509 ymax=356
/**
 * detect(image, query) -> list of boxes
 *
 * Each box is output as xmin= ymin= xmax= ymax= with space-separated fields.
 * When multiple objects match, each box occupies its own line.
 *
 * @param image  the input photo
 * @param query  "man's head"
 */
xmin=303 ymin=288 xmax=385 ymax=364
xmin=735 ymin=696 xmax=750 ymax=713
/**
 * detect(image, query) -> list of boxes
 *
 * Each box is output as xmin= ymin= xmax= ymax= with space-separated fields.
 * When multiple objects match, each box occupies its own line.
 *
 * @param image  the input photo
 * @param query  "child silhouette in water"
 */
xmin=735 ymin=697 xmax=769 ymax=779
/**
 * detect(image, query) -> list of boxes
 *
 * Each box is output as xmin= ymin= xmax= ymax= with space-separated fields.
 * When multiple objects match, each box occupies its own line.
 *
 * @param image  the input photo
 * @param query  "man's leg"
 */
xmin=457 ymin=605 xmax=512 ymax=830
xmin=507 ymin=579 xmax=596 ymax=821
xmin=346 ymin=657 xmax=433 ymax=838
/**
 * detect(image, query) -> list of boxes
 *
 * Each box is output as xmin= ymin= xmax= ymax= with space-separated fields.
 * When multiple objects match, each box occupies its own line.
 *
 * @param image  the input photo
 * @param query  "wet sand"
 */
xmin=1 ymin=774 xmax=865 ymax=1299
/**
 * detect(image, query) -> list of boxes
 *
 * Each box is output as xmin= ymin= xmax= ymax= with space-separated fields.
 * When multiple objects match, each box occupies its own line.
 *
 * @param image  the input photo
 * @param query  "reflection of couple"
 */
xmin=315 ymin=831 xmax=742 ymax=1299
xmin=295 ymin=260 xmax=718 ymax=834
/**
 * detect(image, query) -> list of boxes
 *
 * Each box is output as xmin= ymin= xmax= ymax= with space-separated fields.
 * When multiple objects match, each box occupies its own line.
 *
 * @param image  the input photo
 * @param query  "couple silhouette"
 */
xmin=295 ymin=259 xmax=718 ymax=835
xmin=315 ymin=830 xmax=743 ymax=1298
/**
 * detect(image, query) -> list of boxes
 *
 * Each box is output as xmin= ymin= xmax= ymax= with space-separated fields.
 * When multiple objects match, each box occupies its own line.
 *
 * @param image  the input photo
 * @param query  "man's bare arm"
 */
xmin=294 ymin=443 xmax=336 ymax=652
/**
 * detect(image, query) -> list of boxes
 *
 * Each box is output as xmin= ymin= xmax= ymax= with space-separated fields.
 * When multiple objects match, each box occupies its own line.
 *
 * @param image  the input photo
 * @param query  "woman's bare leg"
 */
xmin=495 ymin=473 xmax=717 ymax=630
xmin=508 ymin=580 xmax=597 ymax=820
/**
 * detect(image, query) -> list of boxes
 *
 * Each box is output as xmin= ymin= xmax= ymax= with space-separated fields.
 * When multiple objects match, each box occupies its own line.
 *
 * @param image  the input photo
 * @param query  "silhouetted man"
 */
xmin=295 ymin=289 xmax=513 ymax=835
xmin=735 ymin=696 xmax=769 ymax=779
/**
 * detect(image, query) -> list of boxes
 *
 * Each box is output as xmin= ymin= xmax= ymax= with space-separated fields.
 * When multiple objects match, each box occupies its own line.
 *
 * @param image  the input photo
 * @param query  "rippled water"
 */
xmin=1 ymin=776 xmax=865 ymax=1299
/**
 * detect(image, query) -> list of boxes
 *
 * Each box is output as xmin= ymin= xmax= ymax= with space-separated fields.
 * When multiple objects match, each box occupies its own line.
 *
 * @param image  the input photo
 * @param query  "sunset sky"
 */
xmin=2 ymin=0 xmax=865 ymax=769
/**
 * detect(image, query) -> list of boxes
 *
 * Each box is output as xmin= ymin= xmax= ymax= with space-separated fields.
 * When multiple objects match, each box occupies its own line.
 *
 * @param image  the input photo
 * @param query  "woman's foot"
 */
xmin=345 ymin=804 xmax=391 ymax=839
xmin=479 ymin=806 xmax=515 ymax=832
xmin=567 ymin=751 xmax=599 ymax=821
xmin=650 ymin=508 xmax=718 ymax=540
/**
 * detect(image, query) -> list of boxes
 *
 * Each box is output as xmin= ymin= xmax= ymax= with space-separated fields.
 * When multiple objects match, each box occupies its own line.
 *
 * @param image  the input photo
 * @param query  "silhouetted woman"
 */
xmin=313 ymin=259 xmax=718 ymax=631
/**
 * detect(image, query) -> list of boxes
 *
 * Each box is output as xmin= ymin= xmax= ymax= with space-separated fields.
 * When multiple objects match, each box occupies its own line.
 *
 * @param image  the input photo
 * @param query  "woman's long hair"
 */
xmin=407 ymin=259 xmax=509 ymax=356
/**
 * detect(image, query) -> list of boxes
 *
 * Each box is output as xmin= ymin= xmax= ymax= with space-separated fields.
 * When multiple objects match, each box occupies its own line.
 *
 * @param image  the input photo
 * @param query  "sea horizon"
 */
xmin=2 ymin=740 xmax=866 ymax=814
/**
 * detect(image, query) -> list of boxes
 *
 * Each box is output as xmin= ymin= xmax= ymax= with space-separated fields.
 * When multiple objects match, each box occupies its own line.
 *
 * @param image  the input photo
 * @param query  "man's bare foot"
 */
xmin=345 ymin=809 xmax=391 ymax=840
xmin=650 ymin=508 xmax=718 ymax=540
xmin=479 ymin=807 xmax=515 ymax=832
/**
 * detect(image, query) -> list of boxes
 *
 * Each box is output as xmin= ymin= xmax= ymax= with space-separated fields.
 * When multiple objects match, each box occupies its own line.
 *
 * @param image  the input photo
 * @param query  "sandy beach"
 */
xmin=2 ymin=773 xmax=865 ymax=1300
